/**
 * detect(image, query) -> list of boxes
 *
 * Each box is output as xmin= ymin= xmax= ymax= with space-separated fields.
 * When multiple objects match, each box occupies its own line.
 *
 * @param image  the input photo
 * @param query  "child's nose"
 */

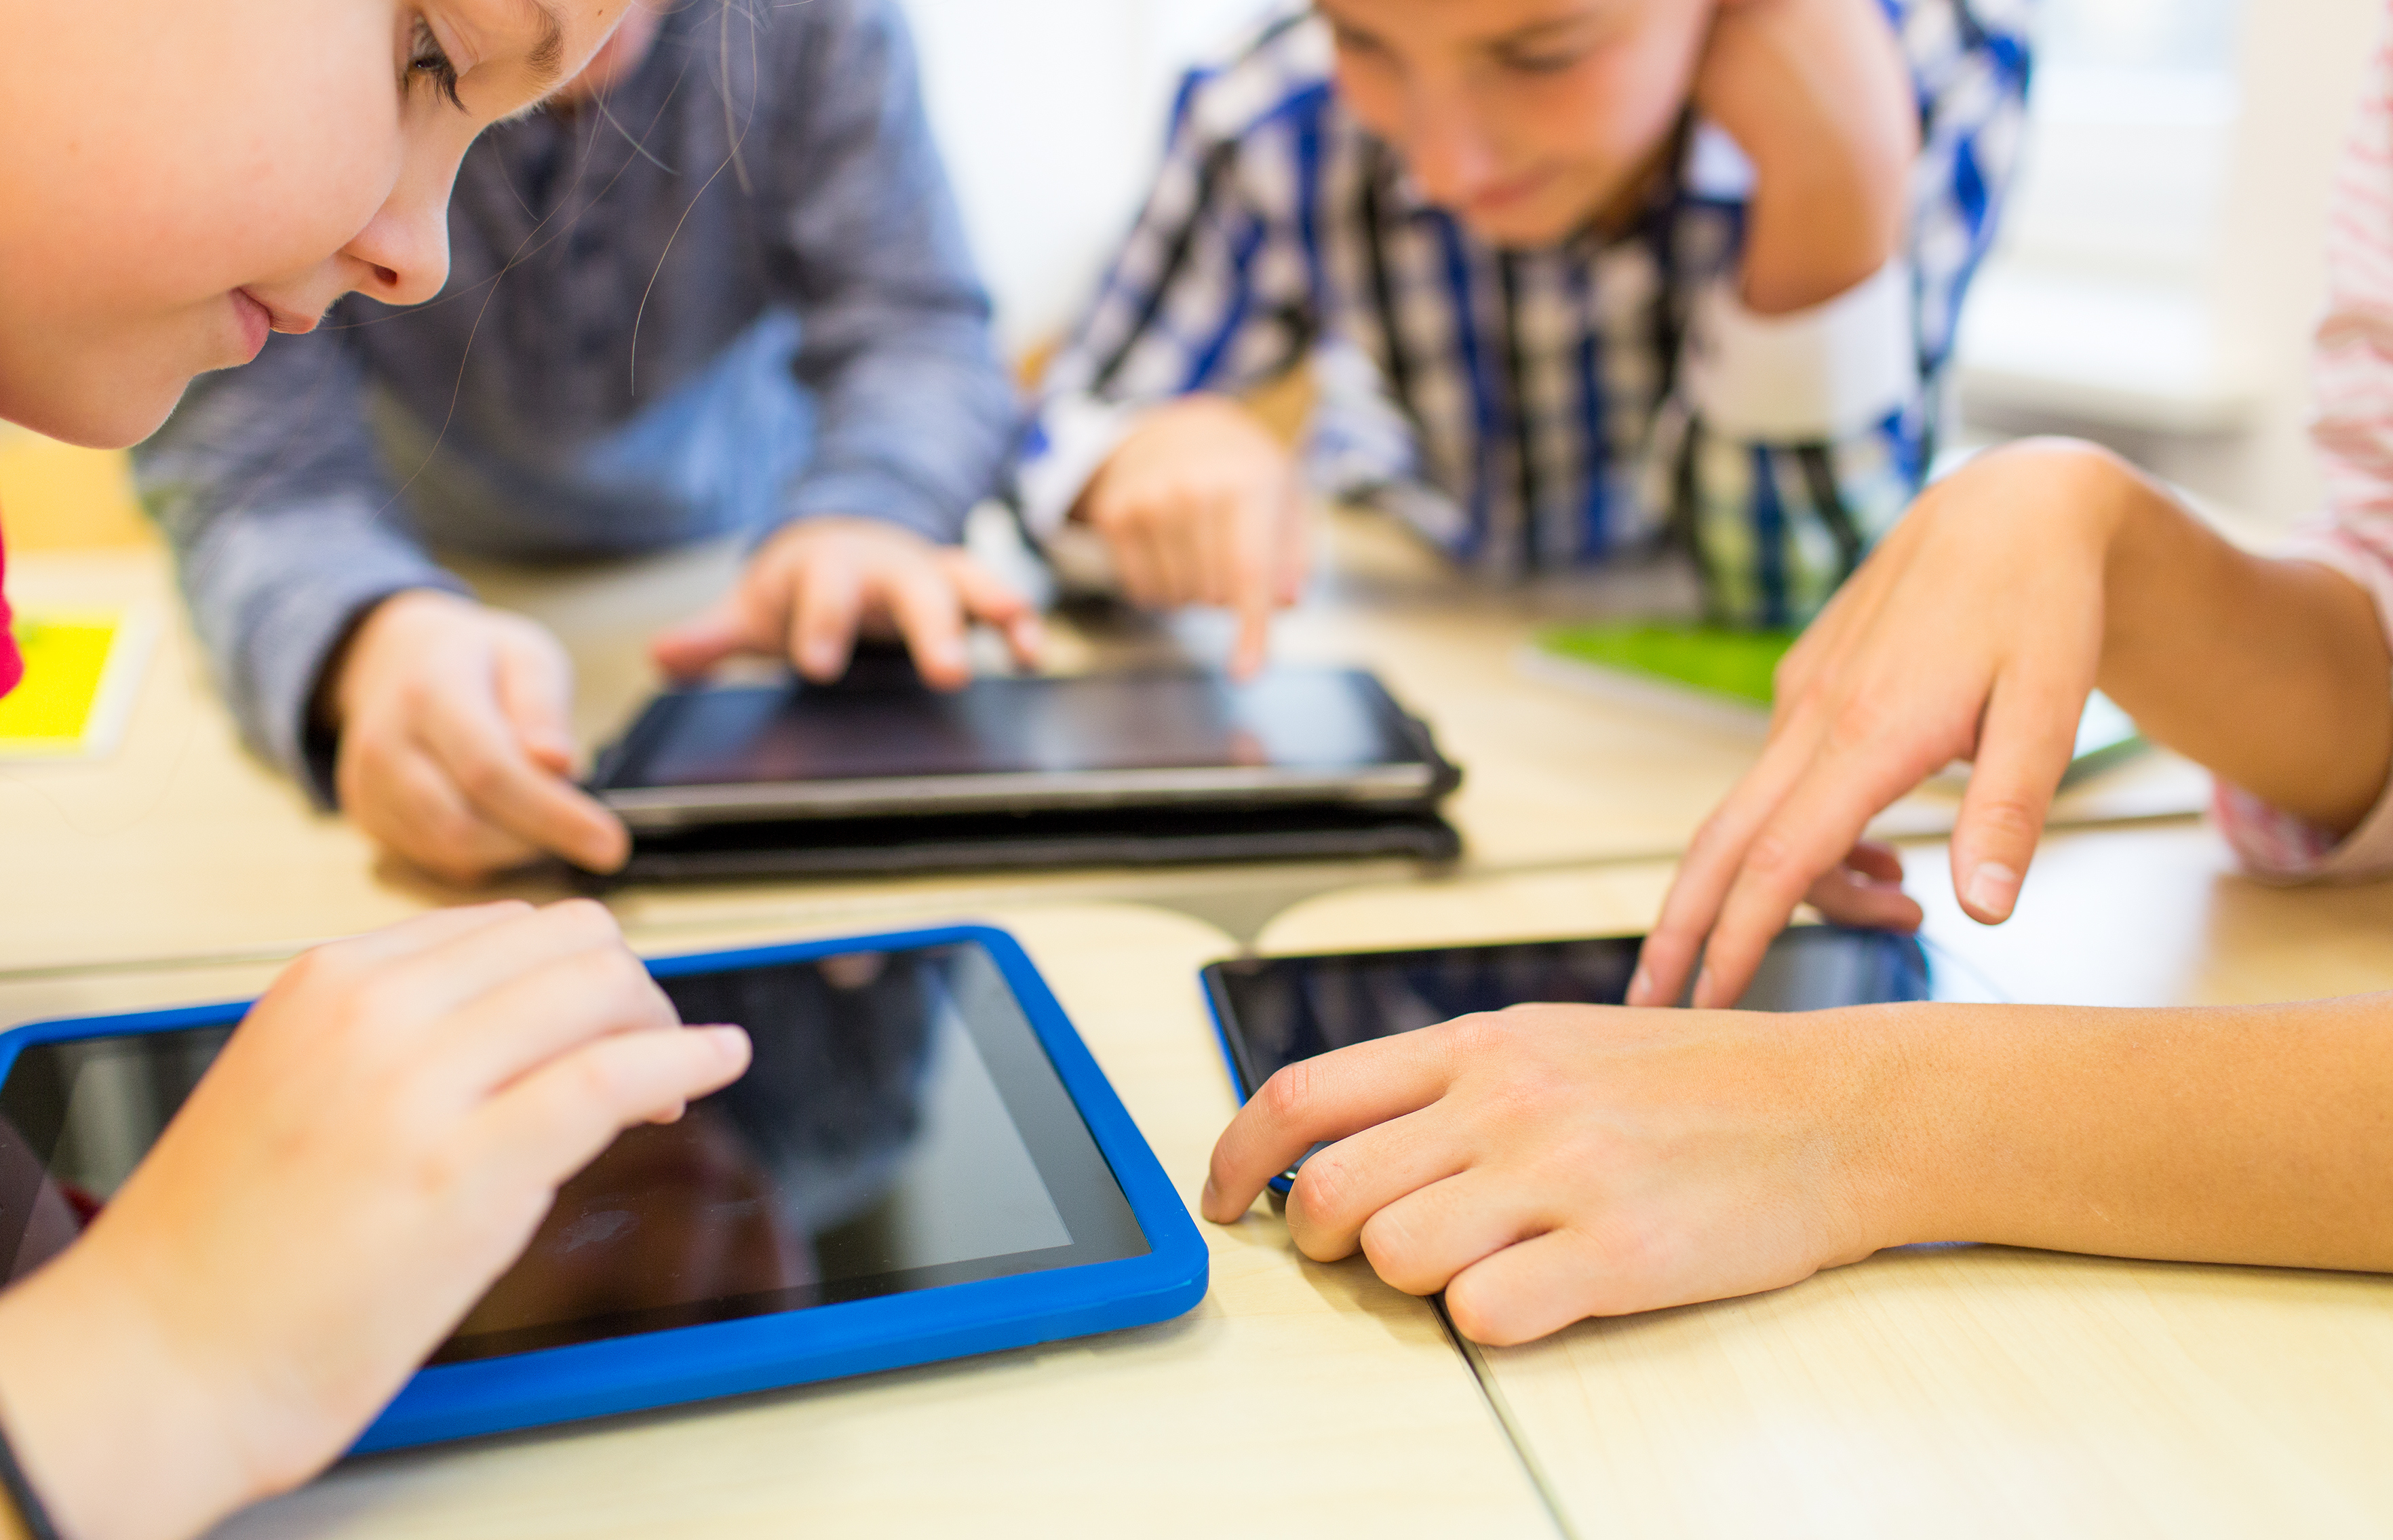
xmin=1403 ymin=90 xmax=1502 ymax=209
xmin=342 ymin=197 xmax=453 ymax=309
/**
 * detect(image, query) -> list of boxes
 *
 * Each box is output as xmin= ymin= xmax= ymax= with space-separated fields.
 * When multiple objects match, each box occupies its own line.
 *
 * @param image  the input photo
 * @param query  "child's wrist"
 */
xmin=1822 ymin=1000 xmax=1977 ymax=1256
xmin=1737 ymin=178 xmax=1903 ymax=317
xmin=0 ymin=1240 xmax=273 ymax=1540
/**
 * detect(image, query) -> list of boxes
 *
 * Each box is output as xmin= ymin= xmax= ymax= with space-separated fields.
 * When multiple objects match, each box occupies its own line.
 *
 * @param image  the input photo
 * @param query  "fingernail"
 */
xmin=1627 ymin=964 xmax=1651 ymax=1004
xmin=1693 ymin=967 xmax=1714 ymax=1008
xmin=1964 ymin=862 xmax=2021 ymax=919
xmin=802 ymin=641 xmax=840 ymax=677
xmin=707 ymin=1025 xmax=752 ymax=1066
xmin=1200 ymin=1176 xmax=1219 ymax=1211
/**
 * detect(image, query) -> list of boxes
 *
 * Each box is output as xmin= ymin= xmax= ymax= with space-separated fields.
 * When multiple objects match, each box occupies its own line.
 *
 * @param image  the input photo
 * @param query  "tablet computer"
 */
xmin=587 ymin=665 xmax=1461 ymax=831
xmin=1201 ymin=928 xmax=1958 ymax=1192
xmin=0 ymin=926 xmax=1206 ymax=1453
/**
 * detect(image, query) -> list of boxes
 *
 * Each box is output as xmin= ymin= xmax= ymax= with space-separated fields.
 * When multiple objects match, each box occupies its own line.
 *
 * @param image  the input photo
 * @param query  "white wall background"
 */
xmin=1956 ymin=0 xmax=2380 ymax=529
xmin=896 ymin=0 xmax=1278 ymax=355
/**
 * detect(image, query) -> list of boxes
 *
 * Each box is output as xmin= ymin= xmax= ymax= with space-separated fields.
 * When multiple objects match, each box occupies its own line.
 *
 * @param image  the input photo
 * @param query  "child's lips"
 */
xmin=1467 ymin=166 xmax=1558 ymax=218
xmin=229 ymin=288 xmax=315 ymax=363
xmin=230 ymin=289 xmax=275 ymax=363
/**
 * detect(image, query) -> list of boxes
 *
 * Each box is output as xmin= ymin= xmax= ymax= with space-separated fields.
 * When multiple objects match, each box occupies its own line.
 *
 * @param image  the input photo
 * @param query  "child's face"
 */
xmin=1320 ymin=0 xmax=1714 ymax=248
xmin=0 ymin=0 xmax=629 ymax=449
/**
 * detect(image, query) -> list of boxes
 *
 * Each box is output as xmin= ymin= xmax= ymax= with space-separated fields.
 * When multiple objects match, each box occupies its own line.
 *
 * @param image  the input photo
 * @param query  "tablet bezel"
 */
xmin=0 ymin=925 xmax=1208 ymax=1453
xmin=586 ymin=668 xmax=1458 ymax=831
xmin=1197 ymin=928 xmax=1937 ymax=1193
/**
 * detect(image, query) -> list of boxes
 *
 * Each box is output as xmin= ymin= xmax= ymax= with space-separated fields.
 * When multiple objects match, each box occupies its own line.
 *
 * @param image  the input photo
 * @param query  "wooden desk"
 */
xmin=5 ymin=528 xmax=2377 ymax=1531
xmin=0 ymin=902 xmax=1551 ymax=1539
xmin=0 ymin=515 xmax=2206 ymax=976
xmin=1248 ymin=826 xmax=2393 ymax=1537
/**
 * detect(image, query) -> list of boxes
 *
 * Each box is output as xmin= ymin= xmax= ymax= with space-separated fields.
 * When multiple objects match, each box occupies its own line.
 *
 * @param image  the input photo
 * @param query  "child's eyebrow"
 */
xmin=1490 ymin=15 xmax=1601 ymax=50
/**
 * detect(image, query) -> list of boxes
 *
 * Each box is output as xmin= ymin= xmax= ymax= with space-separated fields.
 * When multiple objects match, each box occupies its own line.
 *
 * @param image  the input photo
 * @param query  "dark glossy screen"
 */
xmin=0 ymin=943 xmax=1148 ymax=1364
xmin=1205 ymin=928 xmax=1933 ymax=1095
xmin=606 ymin=669 xmax=1421 ymax=788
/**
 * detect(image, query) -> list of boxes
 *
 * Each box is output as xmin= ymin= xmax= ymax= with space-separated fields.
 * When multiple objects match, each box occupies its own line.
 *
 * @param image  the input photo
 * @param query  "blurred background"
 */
xmin=897 ymin=0 xmax=2376 ymax=536
xmin=2 ymin=0 xmax=2377 ymax=547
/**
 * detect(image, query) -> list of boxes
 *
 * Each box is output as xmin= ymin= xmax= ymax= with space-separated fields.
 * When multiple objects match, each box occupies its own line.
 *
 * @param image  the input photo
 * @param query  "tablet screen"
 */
xmin=604 ymin=669 xmax=1425 ymax=789
xmin=0 ymin=941 xmax=1149 ymax=1364
xmin=1205 ymin=928 xmax=1935 ymax=1097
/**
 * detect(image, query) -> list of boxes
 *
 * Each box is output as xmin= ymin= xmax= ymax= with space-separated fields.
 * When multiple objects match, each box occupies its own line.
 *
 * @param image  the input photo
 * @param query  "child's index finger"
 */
xmin=1201 ymin=1029 xmax=1464 ymax=1223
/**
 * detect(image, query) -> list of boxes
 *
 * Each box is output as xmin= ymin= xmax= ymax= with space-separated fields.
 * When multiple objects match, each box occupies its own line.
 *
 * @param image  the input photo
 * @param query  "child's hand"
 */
xmin=1200 ymin=1000 xmax=1903 ymax=1344
xmin=1695 ymin=0 xmax=1918 ymax=313
xmin=1073 ymin=396 xmax=1310 ymax=680
xmin=0 ymin=903 xmax=752 ymax=1540
xmin=1627 ymin=441 xmax=2132 ymax=1012
xmin=649 ymin=517 xmax=1041 ymax=691
xmin=331 ymin=591 xmax=629 ymax=883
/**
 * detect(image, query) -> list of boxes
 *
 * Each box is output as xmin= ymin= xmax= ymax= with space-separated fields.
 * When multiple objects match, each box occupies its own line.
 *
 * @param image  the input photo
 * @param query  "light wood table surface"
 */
xmin=1249 ymin=824 xmax=2393 ymax=1538
xmin=0 ymin=901 xmax=1551 ymax=1540
xmin=0 ymin=515 xmax=2206 ymax=976
xmin=2 ymin=523 xmax=2376 ymax=1535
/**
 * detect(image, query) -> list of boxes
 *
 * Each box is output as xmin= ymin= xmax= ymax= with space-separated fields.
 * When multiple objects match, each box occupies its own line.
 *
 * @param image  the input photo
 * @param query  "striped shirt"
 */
xmin=1019 ymin=0 xmax=2032 ymax=627
xmin=2217 ymin=11 xmax=2393 ymax=880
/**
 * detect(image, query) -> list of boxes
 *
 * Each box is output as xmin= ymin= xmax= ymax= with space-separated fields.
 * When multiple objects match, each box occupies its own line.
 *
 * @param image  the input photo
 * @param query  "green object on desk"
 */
xmin=1534 ymin=620 xmax=2148 ymax=786
xmin=1536 ymin=623 xmax=1797 ymax=707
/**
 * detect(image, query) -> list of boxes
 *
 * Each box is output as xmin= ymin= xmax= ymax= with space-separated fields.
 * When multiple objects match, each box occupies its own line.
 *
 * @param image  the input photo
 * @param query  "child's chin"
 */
xmin=14 ymin=372 xmax=187 ymax=452
xmin=1456 ymin=201 xmax=1582 ymax=253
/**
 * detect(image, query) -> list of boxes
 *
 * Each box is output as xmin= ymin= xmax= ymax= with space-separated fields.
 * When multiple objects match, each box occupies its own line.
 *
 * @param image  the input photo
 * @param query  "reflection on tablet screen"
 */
xmin=1208 ymin=928 xmax=1937 ymax=1094
xmin=626 ymin=671 xmax=1416 ymax=787
xmin=0 ymin=943 xmax=1149 ymax=1364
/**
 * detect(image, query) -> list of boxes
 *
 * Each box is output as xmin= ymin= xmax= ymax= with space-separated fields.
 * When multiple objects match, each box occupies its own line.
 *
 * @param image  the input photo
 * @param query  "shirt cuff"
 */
xmin=775 ymin=471 xmax=959 ymax=547
xmin=259 ymin=567 xmax=467 ymax=808
xmin=1679 ymin=259 xmax=1915 ymax=441
xmin=2214 ymin=764 xmax=2393 ymax=883
xmin=2210 ymin=530 xmax=2393 ymax=880
xmin=1015 ymin=395 xmax=1149 ymax=542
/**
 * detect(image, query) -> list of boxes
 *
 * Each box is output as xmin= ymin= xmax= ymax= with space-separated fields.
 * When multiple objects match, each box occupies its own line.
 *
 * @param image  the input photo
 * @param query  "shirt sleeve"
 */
xmin=1015 ymin=67 xmax=1321 ymax=540
xmin=133 ymin=329 xmax=464 ymax=806
xmin=1660 ymin=0 xmax=2032 ymax=628
xmin=762 ymin=0 xmax=1022 ymax=546
xmin=1300 ymin=338 xmax=1466 ymax=544
xmin=2212 ymin=23 xmax=2393 ymax=883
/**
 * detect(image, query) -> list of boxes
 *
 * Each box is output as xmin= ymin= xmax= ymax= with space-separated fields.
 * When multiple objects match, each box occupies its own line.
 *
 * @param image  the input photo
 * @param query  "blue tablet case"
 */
xmin=0 ymin=925 xmax=1208 ymax=1453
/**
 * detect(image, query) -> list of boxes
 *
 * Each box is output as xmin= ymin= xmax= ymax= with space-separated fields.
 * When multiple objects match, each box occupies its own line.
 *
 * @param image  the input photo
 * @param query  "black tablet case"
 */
xmin=585 ymin=660 xmax=1464 ymax=888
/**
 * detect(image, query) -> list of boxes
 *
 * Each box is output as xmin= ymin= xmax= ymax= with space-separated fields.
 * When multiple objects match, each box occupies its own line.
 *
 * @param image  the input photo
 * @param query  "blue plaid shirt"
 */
xmin=1021 ymin=0 xmax=2031 ymax=627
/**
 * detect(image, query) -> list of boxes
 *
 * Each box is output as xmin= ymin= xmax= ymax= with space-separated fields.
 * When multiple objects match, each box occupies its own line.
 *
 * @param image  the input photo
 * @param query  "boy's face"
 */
xmin=1321 ymin=0 xmax=1715 ymax=248
xmin=0 ymin=0 xmax=629 ymax=450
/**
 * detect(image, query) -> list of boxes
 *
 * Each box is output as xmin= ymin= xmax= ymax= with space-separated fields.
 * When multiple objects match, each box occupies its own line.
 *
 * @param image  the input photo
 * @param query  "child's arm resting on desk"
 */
xmin=1201 ymin=992 xmax=2393 ymax=1345
xmin=0 ymin=903 xmax=750 ymax=1540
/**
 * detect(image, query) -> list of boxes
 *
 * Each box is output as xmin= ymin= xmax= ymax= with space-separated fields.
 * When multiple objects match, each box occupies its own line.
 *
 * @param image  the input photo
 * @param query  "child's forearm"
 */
xmin=0 ymin=1246 xmax=256 ymax=1540
xmin=1707 ymin=0 xmax=1918 ymax=315
xmin=2091 ymin=458 xmax=2393 ymax=834
xmin=1867 ymin=995 xmax=2393 ymax=1271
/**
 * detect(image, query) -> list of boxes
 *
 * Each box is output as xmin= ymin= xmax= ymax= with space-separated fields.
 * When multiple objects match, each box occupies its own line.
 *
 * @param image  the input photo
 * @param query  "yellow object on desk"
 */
xmin=0 ymin=606 xmax=155 ymax=759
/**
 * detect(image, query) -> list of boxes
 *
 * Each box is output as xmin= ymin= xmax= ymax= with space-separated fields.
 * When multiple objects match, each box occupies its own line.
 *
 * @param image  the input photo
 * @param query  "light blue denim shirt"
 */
xmin=136 ymin=0 xmax=1019 ymax=802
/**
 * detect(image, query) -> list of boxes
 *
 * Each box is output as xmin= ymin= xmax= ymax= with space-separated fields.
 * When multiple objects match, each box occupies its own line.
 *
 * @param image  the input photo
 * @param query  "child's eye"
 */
xmin=1328 ymin=22 xmax=1389 ymax=61
xmin=1496 ymin=47 xmax=1591 ymax=76
xmin=408 ymin=15 xmax=467 ymax=110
